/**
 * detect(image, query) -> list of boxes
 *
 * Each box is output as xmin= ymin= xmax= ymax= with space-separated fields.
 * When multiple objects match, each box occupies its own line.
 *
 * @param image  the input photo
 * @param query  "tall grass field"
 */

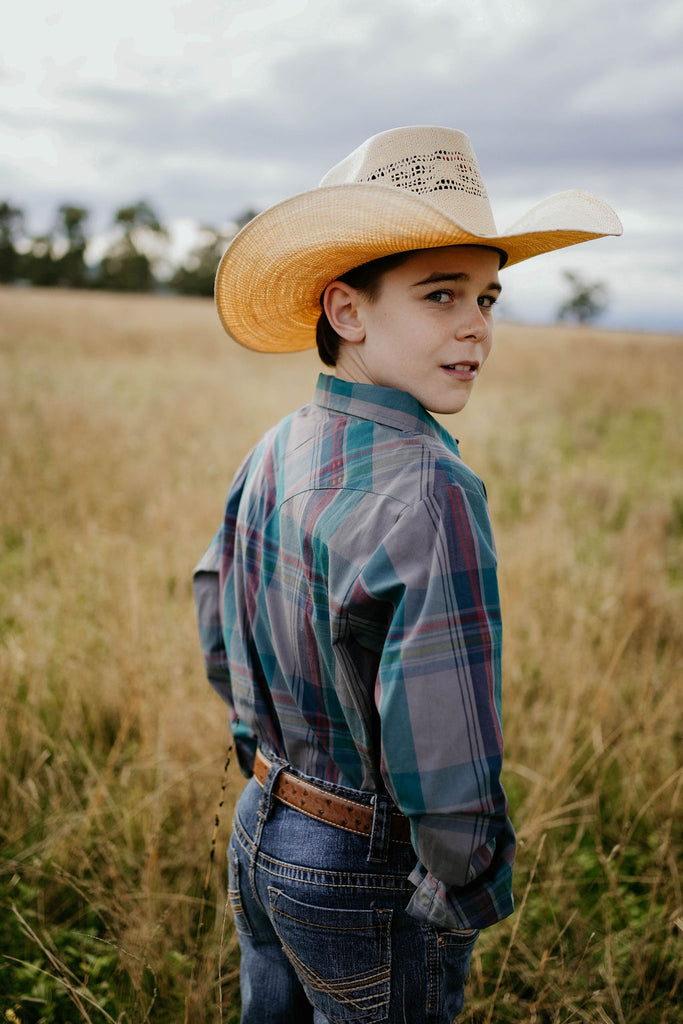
xmin=1 ymin=286 xmax=681 ymax=1023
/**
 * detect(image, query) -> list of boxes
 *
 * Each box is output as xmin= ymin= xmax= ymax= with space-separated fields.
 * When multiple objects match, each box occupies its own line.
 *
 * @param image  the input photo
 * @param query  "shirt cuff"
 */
xmin=407 ymin=865 xmax=475 ymax=931
xmin=406 ymin=834 xmax=515 ymax=932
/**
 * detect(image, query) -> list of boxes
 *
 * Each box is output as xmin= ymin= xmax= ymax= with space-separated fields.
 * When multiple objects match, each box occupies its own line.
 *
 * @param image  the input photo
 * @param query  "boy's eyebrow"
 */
xmin=411 ymin=271 xmax=502 ymax=293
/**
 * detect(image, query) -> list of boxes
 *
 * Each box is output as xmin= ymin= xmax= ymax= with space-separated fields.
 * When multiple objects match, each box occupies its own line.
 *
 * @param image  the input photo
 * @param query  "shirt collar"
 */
xmin=313 ymin=373 xmax=460 ymax=455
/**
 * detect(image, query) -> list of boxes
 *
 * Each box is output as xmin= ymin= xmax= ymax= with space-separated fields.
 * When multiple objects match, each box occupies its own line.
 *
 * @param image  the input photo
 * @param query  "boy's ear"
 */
xmin=322 ymin=282 xmax=366 ymax=343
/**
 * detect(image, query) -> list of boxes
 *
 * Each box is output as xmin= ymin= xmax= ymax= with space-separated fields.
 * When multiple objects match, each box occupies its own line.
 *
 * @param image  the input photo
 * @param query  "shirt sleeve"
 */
xmin=350 ymin=481 xmax=515 ymax=929
xmin=192 ymin=455 xmax=258 ymax=776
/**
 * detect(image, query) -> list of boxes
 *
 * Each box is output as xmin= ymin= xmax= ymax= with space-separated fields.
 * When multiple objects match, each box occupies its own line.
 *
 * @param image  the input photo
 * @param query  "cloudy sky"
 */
xmin=3 ymin=0 xmax=683 ymax=330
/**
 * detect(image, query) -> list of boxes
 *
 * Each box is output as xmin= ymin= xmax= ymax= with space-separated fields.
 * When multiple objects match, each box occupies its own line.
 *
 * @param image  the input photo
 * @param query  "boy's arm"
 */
xmin=193 ymin=530 xmax=257 ymax=775
xmin=358 ymin=481 xmax=516 ymax=930
xmin=192 ymin=452 xmax=259 ymax=776
xmin=193 ymin=529 xmax=233 ymax=704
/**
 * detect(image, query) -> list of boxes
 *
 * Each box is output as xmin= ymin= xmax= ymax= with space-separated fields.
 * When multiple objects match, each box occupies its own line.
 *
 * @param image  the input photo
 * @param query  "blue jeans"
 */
xmin=227 ymin=756 xmax=478 ymax=1022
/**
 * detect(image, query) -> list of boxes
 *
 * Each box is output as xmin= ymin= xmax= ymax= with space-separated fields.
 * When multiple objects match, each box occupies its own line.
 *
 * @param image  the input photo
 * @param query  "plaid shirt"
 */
xmin=194 ymin=373 xmax=515 ymax=930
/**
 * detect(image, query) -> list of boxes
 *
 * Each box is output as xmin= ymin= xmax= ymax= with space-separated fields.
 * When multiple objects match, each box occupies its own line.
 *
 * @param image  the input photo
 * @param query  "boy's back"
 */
xmin=198 ymin=373 xmax=513 ymax=921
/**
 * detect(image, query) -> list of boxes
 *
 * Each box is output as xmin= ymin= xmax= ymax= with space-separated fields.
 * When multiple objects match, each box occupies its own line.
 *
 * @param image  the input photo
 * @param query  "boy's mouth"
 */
xmin=441 ymin=361 xmax=480 ymax=377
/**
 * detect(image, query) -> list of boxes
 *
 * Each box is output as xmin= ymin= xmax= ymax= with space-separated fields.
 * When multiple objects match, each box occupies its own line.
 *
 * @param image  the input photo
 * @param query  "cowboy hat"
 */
xmin=215 ymin=126 xmax=622 ymax=353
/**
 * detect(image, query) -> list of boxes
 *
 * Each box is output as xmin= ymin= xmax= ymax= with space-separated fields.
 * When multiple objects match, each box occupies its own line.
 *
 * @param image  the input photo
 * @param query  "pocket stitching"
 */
xmin=268 ymin=887 xmax=391 ymax=1021
xmin=227 ymin=843 xmax=253 ymax=937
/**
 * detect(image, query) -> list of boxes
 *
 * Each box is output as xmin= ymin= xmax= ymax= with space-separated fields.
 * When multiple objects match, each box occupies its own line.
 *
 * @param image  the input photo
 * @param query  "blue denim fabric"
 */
xmin=227 ymin=758 xmax=479 ymax=1023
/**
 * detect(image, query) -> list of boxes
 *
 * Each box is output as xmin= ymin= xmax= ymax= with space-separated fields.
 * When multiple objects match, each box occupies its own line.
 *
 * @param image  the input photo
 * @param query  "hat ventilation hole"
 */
xmin=361 ymin=149 xmax=487 ymax=199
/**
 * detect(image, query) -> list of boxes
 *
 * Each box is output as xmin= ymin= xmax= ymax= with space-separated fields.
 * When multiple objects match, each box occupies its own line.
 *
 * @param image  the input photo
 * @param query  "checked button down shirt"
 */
xmin=193 ymin=372 xmax=515 ymax=930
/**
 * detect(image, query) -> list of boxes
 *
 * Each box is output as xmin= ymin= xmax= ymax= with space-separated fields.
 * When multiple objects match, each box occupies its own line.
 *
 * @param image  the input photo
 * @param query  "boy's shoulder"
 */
xmin=287 ymin=399 xmax=487 ymax=507
xmin=371 ymin=424 xmax=485 ymax=505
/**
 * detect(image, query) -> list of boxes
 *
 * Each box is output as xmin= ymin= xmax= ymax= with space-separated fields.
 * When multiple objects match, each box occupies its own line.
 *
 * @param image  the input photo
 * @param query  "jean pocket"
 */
xmin=433 ymin=927 xmax=478 ymax=1020
xmin=438 ymin=927 xmax=479 ymax=944
xmin=268 ymin=887 xmax=391 ymax=1023
xmin=227 ymin=840 xmax=252 ymax=937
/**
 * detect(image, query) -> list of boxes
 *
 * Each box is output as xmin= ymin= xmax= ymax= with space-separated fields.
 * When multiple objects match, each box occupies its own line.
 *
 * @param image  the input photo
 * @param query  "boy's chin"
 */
xmin=422 ymin=395 xmax=472 ymax=416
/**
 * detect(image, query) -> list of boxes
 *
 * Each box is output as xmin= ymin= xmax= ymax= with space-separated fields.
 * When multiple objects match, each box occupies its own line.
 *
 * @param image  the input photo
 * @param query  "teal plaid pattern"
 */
xmin=194 ymin=374 xmax=515 ymax=929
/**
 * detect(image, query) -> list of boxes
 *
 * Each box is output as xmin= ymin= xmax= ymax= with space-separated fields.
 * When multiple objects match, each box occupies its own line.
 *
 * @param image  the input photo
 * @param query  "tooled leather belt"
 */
xmin=253 ymin=748 xmax=412 ymax=843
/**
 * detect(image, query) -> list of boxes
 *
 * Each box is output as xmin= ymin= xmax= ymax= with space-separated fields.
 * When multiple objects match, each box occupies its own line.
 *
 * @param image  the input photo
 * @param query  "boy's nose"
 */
xmin=455 ymin=305 xmax=489 ymax=342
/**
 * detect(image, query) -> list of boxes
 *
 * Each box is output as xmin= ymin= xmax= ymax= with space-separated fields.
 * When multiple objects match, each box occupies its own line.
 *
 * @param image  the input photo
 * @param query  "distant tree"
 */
xmin=557 ymin=270 xmax=609 ymax=325
xmin=171 ymin=226 xmax=234 ymax=297
xmin=233 ymin=208 xmax=259 ymax=232
xmin=54 ymin=204 xmax=89 ymax=287
xmin=24 ymin=234 xmax=61 ymax=287
xmin=96 ymin=200 xmax=168 ymax=292
xmin=115 ymin=200 xmax=164 ymax=237
xmin=169 ymin=210 xmax=260 ymax=297
xmin=0 ymin=201 xmax=25 ymax=282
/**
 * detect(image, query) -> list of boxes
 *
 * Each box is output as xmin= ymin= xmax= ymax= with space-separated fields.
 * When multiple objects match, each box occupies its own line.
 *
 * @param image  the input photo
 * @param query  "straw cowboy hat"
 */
xmin=215 ymin=126 xmax=622 ymax=353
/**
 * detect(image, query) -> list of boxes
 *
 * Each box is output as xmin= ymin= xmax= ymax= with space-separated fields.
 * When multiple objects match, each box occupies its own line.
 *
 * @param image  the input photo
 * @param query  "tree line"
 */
xmin=1 ymin=199 xmax=609 ymax=321
xmin=0 ymin=199 xmax=257 ymax=296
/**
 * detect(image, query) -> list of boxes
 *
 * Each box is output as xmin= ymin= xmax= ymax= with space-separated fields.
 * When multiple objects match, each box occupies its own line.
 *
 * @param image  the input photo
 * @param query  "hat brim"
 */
xmin=215 ymin=183 xmax=622 ymax=353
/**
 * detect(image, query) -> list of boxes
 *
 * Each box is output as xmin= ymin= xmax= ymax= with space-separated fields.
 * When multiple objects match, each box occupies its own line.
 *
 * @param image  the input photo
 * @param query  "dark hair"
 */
xmin=316 ymin=251 xmax=413 ymax=366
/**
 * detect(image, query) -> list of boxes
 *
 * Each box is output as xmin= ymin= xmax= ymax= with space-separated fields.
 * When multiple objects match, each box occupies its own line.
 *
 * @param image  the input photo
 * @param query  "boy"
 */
xmin=193 ymin=126 xmax=621 ymax=1022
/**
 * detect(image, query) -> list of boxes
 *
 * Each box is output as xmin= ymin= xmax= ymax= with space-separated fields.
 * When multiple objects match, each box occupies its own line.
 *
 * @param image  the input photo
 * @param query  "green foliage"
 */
xmin=23 ymin=237 xmax=61 ymax=287
xmin=557 ymin=269 xmax=609 ymax=324
xmin=0 ymin=201 xmax=262 ymax=296
xmin=172 ymin=211 xmax=257 ymax=296
xmin=0 ymin=204 xmax=91 ymax=289
xmin=0 ymin=201 xmax=25 ymax=282
xmin=0 ymin=878 xmax=130 ymax=1024
xmin=54 ymin=206 xmax=89 ymax=288
xmin=171 ymin=228 xmax=228 ymax=297
xmin=96 ymin=249 xmax=156 ymax=292
xmin=113 ymin=201 xmax=163 ymax=235
xmin=94 ymin=201 xmax=168 ymax=292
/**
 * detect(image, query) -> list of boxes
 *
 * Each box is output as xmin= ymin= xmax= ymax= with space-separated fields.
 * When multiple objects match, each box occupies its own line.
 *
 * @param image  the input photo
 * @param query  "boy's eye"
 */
xmin=426 ymin=290 xmax=452 ymax=303
xmin=479 ymin=294 xmax=498 ymax=309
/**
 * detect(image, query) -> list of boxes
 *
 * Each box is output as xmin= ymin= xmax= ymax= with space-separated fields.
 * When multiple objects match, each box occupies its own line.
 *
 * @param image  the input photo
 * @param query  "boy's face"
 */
xmin=333 ymin=246 xmax=501 ymax=415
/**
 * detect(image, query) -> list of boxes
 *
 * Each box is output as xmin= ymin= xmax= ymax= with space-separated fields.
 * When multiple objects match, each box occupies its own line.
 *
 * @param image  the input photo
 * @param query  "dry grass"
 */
xmin=1 ymin=286 xmax=681 ymax=1023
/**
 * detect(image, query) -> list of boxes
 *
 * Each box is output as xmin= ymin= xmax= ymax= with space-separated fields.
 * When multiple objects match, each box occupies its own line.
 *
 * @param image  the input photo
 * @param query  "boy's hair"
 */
xmin=316 ymin=251 xmax=413 ymax=366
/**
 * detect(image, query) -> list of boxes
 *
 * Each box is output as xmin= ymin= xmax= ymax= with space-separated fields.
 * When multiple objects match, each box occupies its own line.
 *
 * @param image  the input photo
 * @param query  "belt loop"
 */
xmin=367 ymin=795 xmax=391 ymax=863
xmin=249 ymin=753 xmax=286 ymax=895
xmin=258 ymin=758 xmax=286 ymax=825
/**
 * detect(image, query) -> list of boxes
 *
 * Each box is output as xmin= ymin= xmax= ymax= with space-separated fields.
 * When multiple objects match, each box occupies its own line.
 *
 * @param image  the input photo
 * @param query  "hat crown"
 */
xmin=320 ymin=126 xmax=498 ymax=235
xmin=215 ymin=125 xmax=622 ymax=352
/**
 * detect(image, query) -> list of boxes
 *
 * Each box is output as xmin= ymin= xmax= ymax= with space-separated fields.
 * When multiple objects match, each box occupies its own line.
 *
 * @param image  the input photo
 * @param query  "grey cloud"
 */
xmin=3 ymin=0 xmax=682 ymax=328
xmin=23 ymin=0 xmax=681 ymax=208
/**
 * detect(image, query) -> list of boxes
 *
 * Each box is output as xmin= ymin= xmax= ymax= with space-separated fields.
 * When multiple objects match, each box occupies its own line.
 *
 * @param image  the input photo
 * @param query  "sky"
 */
xmin=2 ymin=0 xmax=683 ymax=330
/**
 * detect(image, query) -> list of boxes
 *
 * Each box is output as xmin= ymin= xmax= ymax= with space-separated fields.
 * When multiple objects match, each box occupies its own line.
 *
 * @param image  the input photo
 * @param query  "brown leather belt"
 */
xmin=253 ymin=748 xmax=412 ymax=843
